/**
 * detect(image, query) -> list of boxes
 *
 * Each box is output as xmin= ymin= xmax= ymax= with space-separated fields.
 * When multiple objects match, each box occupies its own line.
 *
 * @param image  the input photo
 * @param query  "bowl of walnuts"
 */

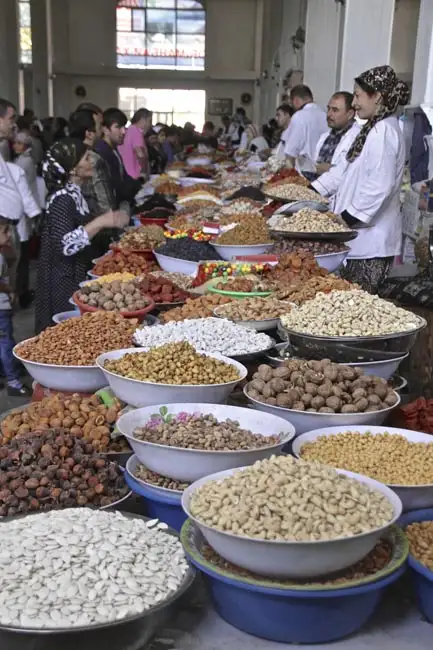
xmin=73 ymin=279 xmax=155 ymax=323
xmin=244 ymin=359 xmax=401 ymax=435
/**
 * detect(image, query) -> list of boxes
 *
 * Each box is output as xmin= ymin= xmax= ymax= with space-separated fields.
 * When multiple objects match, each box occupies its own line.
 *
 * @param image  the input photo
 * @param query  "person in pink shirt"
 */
xmin=119 ymin=108 xmax=152 ymax=179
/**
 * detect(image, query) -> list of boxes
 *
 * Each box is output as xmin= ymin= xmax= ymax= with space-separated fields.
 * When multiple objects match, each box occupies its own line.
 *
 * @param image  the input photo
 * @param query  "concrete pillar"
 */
xmin=30 ymin=0 xmax=53 ymax=117
xmin=303 ymin=0 xmax=344 ymax=107
xmin=339 ymin=0 xmax=396 ymax=91
xmin=0 ymin=0 xmax=19 ymax=105
xmin=412 ymin=0 xmax=433 ymax=107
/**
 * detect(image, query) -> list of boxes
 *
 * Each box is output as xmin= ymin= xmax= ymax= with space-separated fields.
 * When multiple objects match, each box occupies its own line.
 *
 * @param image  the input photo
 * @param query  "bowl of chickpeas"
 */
xmin=293 ymin=425 xmax=433 ymax=511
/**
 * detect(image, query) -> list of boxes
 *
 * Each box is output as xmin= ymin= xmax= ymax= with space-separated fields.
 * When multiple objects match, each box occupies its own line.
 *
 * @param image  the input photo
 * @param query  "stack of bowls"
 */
xmin=180 ymin=465 xmax=405 ymax=643
xmin=117 ymin=403 xmax=295 ymax=531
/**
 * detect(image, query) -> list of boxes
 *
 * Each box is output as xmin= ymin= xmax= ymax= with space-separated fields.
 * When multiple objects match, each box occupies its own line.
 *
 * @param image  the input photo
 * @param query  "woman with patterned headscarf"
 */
xmin=35 ymin=138 xmax=129 ymax=332
xmin=312 ymin=65 xmax=410 ymax=293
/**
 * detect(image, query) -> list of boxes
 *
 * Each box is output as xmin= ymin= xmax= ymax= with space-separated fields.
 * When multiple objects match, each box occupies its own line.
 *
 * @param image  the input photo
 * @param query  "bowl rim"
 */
xmin=181 ymin=464 xmax=402 ymax=547
xmin=13 ymin=336 xmax=101 ymax=370
xmin=96 ymin=347 xmax=248 ymax=388
xmin=313 ymin=250 xmax=349 ymax=259
xmin=72 ymin=291 xmax=155 ymax=318
xmin=243 ymin=383 xmax=401 ymax=418
xmin=0 ymin=511 xmax=194 ymax=634
xmin=279 ymin=316 xmax=427 ymax=343
xmin=118 ymin=403 xmax=296 ymax=455
xmin=265 ymin=343 xmax=410 ymax=366
xmin=153 ymin=251 xmax=200 ymax=267
xmin=293 ymin=425 xmax=433 ymax=489
xmin=180 ymin=519 xmax=408 ymax=595
xmin=210 ymin=242 xmax=274 ymax=249
xmin=126 ymin=455 xmax=185 ymax=496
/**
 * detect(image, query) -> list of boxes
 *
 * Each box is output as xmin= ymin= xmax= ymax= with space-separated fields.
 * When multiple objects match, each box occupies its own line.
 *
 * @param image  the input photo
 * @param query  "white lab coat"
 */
xmin=6 ymin=163 xmax=40 ymax=242
xmin=313 ymin=123 xmax=360 ymax=167
xmin=313 ymin=117 xmax=404 ymax=260
xmin=283 ymin=103 xmax=328 ymax=172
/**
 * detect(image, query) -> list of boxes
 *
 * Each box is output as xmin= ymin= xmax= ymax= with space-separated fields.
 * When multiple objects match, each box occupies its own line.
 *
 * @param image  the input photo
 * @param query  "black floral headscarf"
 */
xmin=346 ymin=65 xmax=410 ymax=163
xmin=42 ymin=137 xmax=89 ymax=216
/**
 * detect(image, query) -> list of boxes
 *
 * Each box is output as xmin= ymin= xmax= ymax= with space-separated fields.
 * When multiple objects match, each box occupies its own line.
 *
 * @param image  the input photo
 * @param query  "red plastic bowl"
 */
xmin=111 ymin=246 xmax=155 ymax=261
xmin=139 ymin=216 xmax=168 ymax=228
xmin=72 ymin=291 xmax=155 ymax=324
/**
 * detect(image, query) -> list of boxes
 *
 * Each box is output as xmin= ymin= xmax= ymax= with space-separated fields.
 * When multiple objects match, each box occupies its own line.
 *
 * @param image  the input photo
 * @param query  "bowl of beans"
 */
xmin=293 ymin=425 xmax=433 ymax=511
xmin=116 ymin=403 xmax=295 ymax=482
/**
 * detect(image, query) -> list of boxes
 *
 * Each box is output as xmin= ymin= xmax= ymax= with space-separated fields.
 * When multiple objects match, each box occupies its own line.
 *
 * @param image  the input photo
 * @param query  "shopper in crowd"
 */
xmin=146 ymin=129 xmax=168 ymax=175
xmin=0 ymin=218 xmax=29 ymax=396
xmin=314 ymin=65 xmax=409 ymax=293
xmin=76 ymin=102 xmax=103 ymax=137
xmin=119 ymin=108 xmax=152 ymax=180
xmin=12 ymin=131 xmax=39 ymax=205
xmin=314 ymin=92 xmax=357 ymax=175
xmin=282 ymin=85 xmax=327 ymax=171
xmin=238 ymin=123 xmax=264 ymax=153
xmin=0 ymin=99 xmax=23 ymax=241
xmin=218 ymin=115 xmax=231 ymax=139
xmin=158 ymin=126 xmax=176 ymax=165
xmin=6 ymin=161 xmax=40 ymax=311
xmin=228 ymin=107 xmax=248 ymax=149
xmin=202 ymin=121 xmax=219 ymax=149
xmin=180 ymin=121 xmax=199 ymax=148
xmin=274 ymin=104 xmax=294 ymax=157
xmin=36 ymin=138 xmax=129 ymax=332
xmin=95 ymin=107 xmax=142 ymax=212
xmin=16 ymin=116 xmax=44 ymax=169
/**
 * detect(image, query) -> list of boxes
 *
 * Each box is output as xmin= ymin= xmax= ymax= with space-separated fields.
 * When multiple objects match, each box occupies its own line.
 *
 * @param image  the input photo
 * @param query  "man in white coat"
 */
xmin=314 ymin=92 xmax=358 ymax=175
xmin=282 ymin=85 xmax=328 ymax=172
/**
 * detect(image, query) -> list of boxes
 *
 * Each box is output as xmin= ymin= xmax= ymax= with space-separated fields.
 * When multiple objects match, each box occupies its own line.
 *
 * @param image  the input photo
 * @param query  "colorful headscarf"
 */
xmin=346 ymin=65 xmax=410 ymax=162
xmin=42 ymin=137 xmax=89 ymax=215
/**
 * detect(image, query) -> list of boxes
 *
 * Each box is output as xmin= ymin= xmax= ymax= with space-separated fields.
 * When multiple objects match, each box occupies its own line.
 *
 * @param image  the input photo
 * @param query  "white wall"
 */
xmin=390 ymin=0 xmax=420 ymax=82
xmin=48 ymin=0 xmax=259 ymax=124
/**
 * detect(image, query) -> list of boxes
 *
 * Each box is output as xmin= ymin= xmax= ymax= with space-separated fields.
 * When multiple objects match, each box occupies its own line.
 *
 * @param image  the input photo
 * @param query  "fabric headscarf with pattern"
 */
xmin=346 ymin=65 xmax=410 ymax=163
xmin=42 ymin=137 xmax=89 ymax=216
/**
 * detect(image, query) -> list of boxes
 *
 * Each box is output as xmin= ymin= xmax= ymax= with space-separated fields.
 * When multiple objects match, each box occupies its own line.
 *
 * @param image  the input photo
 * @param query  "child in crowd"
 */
xmin=0 ymin=217 xmax=29 ymax=396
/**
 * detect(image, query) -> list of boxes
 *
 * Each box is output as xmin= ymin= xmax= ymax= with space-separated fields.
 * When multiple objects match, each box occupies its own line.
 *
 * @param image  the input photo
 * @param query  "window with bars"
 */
xmin=116 ymin=0 xmax=205 ymax=70
xmin=18 ymin=0 xmax=32 ymax=64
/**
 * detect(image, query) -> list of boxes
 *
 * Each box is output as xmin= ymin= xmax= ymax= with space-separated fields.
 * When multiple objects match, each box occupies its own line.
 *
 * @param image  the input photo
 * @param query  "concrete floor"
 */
xmin=6 ymin=305 xmax=433 ymax=650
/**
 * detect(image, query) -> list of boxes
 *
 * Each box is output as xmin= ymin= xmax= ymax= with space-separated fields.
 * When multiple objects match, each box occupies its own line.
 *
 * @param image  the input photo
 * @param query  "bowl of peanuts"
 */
xmin=293 ymin=425 xmax=433 ymax=512
xmin=181 ymin=456 xmax=402 ymax=579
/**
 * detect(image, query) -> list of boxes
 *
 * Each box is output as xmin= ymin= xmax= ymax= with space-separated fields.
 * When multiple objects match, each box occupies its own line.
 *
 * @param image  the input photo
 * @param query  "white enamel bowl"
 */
xmin=13 ymin=338 xmax=106 ymax=392
xmin=116 ymin=403 xmax=296 ymax=482
xmin=314 ymin=250 xmax=349 ymax=272
xmin=181 ymin=466 xmax=402 ymax=579
xmin=210 ymin=242 xmax=274 ymax=261
xmin=96 ymin=348 xmax=247 ymax=408
xmin=153 ymin=252 xmax=199 ymax=276
xmin=265 ymin=343 xmax=408 ymax=379
xmin=52 ymin=310 xmax=81 ymax=324
xmin=244 ymin=385 xmax=401 ymax=436
xmin=292 ymin=425 xmax=433 ymax=512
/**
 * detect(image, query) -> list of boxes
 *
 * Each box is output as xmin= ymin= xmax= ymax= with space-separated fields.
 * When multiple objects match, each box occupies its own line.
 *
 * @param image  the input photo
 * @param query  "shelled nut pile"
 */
xmin=264 ymin=183 xmax=326 ymax=202
xmin=15 ymin=312 xmax=137 ymax=366
xmin=0 ymin=430 xmax=129 ymax=516
xmin=277 ymin=276 xmax=358 ymax=304
xmin=270 ymin=209 xmax=350 ymax=233
xmin=299 ymin=431 xmax=433 ymax=485
xmin=133 ymin=318 xmax=273 ymax=357
xmin=406 ymin=521 xmax=433 ymax=570
xmin=189 ymin=455 xmax=395 ymax=541
xmin=215 ymin=297 xmax=292 ymax=322
xmin=161 ymin=295 xmax=234 ymax=323
xmin=247 ymin=360 xmax=398 ymax=412
xmin=103 ymin=342 xmax=241 ymax=385
xmin=213 ymin=278 xmax=270 ymax=293
xmin=215 ymin=221 xmax=271 ymax=246
xmin=116 ymin=225 xmax=165 ymax=250
xmin=134 ymin=464 xmax=190 ymax=491
xmin=134 ymin=413 xmax=281 ymax=450
xmin=272 ymin=239 xmax=349 ymax=255
xmin=0 ymin=509 xmax=189 ymax=628
xmin=280 ymin=290 xmax=423 ymax=336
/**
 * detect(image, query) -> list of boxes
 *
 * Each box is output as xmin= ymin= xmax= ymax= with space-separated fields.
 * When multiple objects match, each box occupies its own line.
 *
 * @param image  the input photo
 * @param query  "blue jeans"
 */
xmin=0 ymin=310 xmax=19 ymax=383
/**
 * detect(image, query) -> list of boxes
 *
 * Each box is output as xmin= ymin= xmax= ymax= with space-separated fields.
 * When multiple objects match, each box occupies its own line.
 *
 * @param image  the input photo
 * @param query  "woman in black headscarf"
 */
xmin=35 ymin=138 xmax=128 ymax=333
xmin=312 ymin=65 xmax=410 ymax=293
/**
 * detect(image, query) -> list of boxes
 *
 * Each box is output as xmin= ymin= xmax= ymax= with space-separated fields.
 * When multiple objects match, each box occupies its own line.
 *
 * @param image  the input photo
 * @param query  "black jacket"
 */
xmin=94 ymin=139 xmax=142 ymax=209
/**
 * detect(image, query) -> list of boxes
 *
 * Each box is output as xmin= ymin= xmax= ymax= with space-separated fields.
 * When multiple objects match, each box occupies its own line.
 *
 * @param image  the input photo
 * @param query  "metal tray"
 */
xmin=270 ymin=229 xmax=358 ymax=242
xmin=274 ymin=200 xmax=329 ymax=214
xmin=0 ymin=512 xmax=195 ymax=650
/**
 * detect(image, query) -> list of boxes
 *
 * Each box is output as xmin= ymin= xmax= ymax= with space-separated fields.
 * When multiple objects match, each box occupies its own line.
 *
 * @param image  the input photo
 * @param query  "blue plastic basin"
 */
xmin=181 ymin=520 xmax=407 ymax=644
xmin=399 ymin=508 xmax=433 ymax=623
xmin=125 ymin=471 xmax=187 ymax=532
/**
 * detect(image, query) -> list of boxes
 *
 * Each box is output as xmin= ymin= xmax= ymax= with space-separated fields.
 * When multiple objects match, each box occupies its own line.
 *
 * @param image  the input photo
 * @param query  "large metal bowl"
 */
xmin=0 ymin=512 xmax=195 ymax=650
xmin=278 ymin=318 xmax=427 ymax=363
xmin=270 ymin=229 xmax=358 ymax=243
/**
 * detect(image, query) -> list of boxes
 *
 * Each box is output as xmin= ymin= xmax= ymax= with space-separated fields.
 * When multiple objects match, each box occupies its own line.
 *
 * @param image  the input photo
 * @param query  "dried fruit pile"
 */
xmin=137 ymin=275 xmax=191 ymax=304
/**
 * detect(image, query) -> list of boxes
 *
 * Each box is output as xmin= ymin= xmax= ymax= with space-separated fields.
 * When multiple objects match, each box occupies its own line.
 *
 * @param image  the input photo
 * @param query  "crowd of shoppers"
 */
xmin=0 ymin=63 xmax=410 ymax=396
